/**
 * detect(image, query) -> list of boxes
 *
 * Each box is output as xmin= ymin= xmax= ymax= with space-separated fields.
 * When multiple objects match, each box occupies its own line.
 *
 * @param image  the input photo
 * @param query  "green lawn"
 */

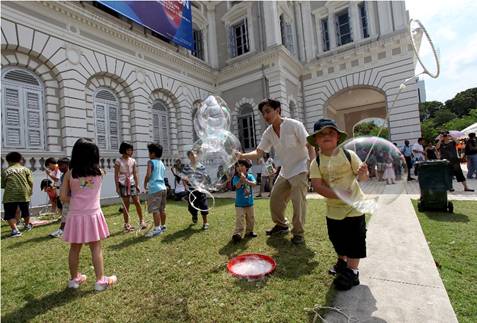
xmin=413 ymin=200 xmax=477 ymax=323
xmin=2 ymin=199 xmax=338 ymax=322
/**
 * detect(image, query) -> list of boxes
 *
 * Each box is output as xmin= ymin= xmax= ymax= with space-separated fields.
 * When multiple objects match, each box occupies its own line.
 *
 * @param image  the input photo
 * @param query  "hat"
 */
xmin=306 ymin=118 xmax=348 ymax=148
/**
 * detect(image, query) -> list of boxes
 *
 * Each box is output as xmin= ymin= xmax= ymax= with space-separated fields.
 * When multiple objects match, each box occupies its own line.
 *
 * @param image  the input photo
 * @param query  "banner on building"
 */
xmin=97 ymin=1 xmax=193 ymax=50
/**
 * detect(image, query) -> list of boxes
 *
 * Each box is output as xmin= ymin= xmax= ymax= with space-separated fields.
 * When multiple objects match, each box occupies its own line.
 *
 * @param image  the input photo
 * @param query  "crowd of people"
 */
xmin=2 ymin=98 xmax=475 ymax=293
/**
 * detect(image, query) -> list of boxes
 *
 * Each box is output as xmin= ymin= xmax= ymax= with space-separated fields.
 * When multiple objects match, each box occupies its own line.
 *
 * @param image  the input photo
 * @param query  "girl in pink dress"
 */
xmin=61 ymin=138 xmax=117 ymax=291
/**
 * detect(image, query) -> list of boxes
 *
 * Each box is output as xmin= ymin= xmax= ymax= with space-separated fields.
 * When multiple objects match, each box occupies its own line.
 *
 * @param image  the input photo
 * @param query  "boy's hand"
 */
xmin=357 ymin=163 xmax=368 ymax=177
xmin=239 ymin=173 xmax=246 ymax=182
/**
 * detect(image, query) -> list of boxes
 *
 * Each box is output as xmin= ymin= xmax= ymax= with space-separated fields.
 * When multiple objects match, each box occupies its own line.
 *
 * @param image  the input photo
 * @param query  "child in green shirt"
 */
xmin=1 ymin=152 xmax=34 ymax=237
xmin=308 ymin=119 xmax=369 ymax=291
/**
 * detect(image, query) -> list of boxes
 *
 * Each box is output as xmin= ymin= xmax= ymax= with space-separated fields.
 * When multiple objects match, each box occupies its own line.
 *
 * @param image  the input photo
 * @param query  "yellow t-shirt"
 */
xmin=309 ymin=149 xmax=364 ymax=220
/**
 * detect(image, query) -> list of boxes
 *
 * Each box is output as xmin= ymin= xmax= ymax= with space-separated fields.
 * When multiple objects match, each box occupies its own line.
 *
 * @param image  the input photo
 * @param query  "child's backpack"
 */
xmin=315 ymin=149 xmax=351 ymax=167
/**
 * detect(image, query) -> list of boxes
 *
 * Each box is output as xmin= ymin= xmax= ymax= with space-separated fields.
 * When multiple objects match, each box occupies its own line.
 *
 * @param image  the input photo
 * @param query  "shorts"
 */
xmin=147 ymin=190 xmax=167 ymax=213
xmin=118 ymin=183 xmax=138 ymax=197
xmin=3 ymin=202 xmax=30 ymax=221
xmin=188 ymin=191 xmax=208 ymax=216
xmin=449 ymin=162 xmax=466 ymax=182
xmin=326 ymin=215 xmax=367 ymax=259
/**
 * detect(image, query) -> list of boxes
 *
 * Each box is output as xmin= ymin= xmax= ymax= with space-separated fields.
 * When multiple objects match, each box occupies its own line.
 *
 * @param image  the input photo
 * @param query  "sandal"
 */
xmin=123 ymin=223 xmax=134 ymax=232
xmin=68 ymin=273 xmax=87 ymax=289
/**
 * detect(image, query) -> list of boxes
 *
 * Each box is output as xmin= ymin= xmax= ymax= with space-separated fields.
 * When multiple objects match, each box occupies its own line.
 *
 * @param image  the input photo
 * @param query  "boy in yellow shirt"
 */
xmin=308 ymin=119 xmax=369 ymax=291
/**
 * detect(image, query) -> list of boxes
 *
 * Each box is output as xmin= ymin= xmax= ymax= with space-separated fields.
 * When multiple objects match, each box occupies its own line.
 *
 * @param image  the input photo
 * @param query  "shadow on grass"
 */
xmin=421 ymin=212 xmax=469 ymax=223
xmin=1 ymin=289 xmax=94 ymax=323
xmin=161 ymin=224 xmax=203 ymax=244
xmin=108 ymin=235 xmax=149 ymax=250
xmin=266 ymin=235 xmax=319 ymax=279
xmin=217 ymin=239 xmax=250 ymax=259
xmin=6 ymin=235 xmax=52 ymax=249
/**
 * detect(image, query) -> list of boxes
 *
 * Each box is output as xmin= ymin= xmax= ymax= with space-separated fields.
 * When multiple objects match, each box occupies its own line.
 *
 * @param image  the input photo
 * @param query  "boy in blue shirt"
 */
xmin=231 ymin=160 xmax=257 ymax=243
xmin=144 ymin=143 xmax=167 ymax=238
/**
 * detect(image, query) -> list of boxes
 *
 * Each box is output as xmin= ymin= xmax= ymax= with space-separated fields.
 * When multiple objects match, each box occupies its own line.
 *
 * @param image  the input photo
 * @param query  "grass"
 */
xmin=2 ymin=199 xmax=338 ymax=322
xmin=413 ymin=200 xmax=477 ymax=323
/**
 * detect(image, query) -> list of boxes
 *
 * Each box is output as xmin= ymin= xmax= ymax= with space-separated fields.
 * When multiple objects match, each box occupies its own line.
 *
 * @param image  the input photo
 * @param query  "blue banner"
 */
xmin=98 ymin=1 xmax=193 ymax=50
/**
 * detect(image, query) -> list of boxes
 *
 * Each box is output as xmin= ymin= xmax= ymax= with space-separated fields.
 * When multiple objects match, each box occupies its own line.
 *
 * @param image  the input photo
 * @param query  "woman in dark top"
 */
xmin=436 ymin=132 xmax=474 ymax=192
xmin=425 ymin=143 xmax=437 ymax=160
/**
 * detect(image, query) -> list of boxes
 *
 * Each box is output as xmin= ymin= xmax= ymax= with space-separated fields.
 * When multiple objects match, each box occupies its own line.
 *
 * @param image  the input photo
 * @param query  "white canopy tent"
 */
xmin=462 ymin=122 xmax=477 ymax=136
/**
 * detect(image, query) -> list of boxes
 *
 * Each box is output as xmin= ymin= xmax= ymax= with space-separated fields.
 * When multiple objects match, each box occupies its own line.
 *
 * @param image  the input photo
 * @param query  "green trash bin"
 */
xmin=416 ymin=160 xmax=453 ymax=213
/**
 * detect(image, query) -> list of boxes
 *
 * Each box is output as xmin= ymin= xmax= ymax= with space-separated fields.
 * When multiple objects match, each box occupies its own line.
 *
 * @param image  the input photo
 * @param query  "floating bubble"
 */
xmin=182 ymin=130 xmax=241 ymax=193
xmin=327 ymin=136 xmax=408 ymax=214
xmin=193 ymin=95 xmax=231 ymax=138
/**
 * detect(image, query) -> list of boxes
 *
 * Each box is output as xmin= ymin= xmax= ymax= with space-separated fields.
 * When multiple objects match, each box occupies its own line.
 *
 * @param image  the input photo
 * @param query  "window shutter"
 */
xmin=152 ymin=112 xmax=160 ymax=142
xmin=244 ymin=18 xmax=249 ymax=52
xmin=228 ymin=26 xmax=237 ymax=58
xmin=286 ymin=23 xmax=294 ymax=54
xmin=95 ymin=104 xmax=107 ymax=150
xmin=3 ymin=87 xmax=23 ymax=147
xmin=108 ymin=104 xmax=119 ymax=150
xmin=160 ymin=114 xmax=169 ymax=154
xmin=25 ymin=90 xmax=44 ymax=148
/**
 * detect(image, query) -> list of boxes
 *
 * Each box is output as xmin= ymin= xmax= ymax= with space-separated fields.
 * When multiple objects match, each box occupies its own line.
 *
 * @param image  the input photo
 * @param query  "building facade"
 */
xmin=1 ymin=1 xmax=421 ymax=207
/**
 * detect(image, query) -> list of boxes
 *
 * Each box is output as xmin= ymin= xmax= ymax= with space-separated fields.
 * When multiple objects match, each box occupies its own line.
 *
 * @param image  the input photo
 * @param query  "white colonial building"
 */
xmin=1 ymin=1 xmax=421 ymax=207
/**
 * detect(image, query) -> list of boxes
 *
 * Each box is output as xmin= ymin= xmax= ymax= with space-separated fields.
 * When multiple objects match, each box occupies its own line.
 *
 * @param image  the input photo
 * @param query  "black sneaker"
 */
xmin=265 ymin=225 xmax=289 ymax=236
xmin=291 ymin=235 xmax=305 ymax=244
xmin=328 ymin=258 xmax=347 ymax=275
xmin=245 ymin=232 xmax=257 ymax=238
xmin=232 ymin=234 xmax=242 ymax=243
xmin=192 ymin=214 xmax=198 ymax=224
xmin=333 ymin=268 xmax=360 ymax=291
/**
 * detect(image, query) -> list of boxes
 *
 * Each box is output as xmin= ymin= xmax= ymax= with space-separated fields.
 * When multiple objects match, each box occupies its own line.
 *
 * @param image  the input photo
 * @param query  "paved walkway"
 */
xmin=214 ymin=177 xmax=476 ymax=322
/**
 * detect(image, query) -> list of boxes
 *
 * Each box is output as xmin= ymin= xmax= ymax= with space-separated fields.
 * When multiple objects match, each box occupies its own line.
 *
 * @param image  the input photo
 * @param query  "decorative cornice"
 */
xmin=40 ymin=1 xmax=216 ymax=81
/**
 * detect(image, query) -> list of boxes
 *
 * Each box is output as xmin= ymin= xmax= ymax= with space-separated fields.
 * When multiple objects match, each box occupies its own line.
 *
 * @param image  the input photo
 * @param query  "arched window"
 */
xmin=94 ymin=89 xmax=120 ymax=151
xmin=152 ymin=100 xmax=171 ymax=156
xmin=238 ymin=104 xmax=256 ymax=151
xmin=2 ymin=68 xmax=45 ymax=150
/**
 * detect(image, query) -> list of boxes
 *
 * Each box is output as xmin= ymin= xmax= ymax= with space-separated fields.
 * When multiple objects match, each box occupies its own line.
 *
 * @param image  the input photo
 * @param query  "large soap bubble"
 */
xmin=327 ymin=136 xmax=408 ymax=214
xmin=188 ymin=130 xmax=242 ymax=192
xmin=193 ymin=95 xmax=231 ymax=137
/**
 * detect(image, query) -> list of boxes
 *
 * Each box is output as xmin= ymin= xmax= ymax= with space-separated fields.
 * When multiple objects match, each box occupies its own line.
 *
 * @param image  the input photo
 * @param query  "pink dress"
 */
xmin=63 ymin=175 xmax=110 ymax=243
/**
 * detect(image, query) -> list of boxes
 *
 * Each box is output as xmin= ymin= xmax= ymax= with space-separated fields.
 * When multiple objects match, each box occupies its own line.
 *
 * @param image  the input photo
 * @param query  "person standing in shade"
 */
xmin=412 ymin=138 xmax=425 ymax=176
xmin=464 ymin=132 xmax=477 ymax=179
xmin=401 ymin=140 xmax=414 ymax=180
xmin=237 ymin=99 xmax=315 ymax=244
xmin=436 ymin=131 xmax=474 ymax=192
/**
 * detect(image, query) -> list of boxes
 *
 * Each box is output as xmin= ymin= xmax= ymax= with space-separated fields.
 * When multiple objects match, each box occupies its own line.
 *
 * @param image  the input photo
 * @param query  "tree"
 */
xmin=444 ymin=87 xmax=477 ymax=117
xmin=353 ymin=121 xmax=389 ymax=139
xmin=432 ymin=109 xmax=456 ymax=125
xmin=419 ymin=101 xmax=444 ymax=121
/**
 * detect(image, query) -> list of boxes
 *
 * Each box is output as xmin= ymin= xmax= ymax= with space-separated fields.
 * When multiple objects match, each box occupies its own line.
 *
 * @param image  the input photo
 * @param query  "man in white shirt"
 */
xmin=412 ymin=138 xmax=425 ymax=161
xmin=238 ymin=99 xmax=315 ymax=244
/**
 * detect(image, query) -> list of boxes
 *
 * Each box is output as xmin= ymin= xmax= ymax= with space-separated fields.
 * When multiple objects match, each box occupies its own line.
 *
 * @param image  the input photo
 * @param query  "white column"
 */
xmin=206 ymin=5 xmax=218 ymax=68
xmin=327 ymin=8 xmax=337 ymax=49
xmin=350 ymin=1 xmax=361 ymax=42
xmin=392 ymin=1 xmax=407 ymax=31
xmin=366 ymin=1 xmax=377 ymax=37
xmin=300 ymin=1 xmax=316 ymax=62
xmin=315 ymin=15 xmax=324 ymax=54
xmin=263 ymin=1 xmax=281 ymax=47
xmin=377 ymin=1 xmax=393 ymax=35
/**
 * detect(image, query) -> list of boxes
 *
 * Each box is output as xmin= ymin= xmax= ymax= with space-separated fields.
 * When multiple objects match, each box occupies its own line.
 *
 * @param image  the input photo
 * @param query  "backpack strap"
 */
xmin=315 ymin=148 xmax=351 ymax=167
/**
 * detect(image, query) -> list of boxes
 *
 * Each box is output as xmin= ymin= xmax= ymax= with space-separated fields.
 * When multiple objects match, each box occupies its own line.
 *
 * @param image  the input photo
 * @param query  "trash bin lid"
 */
xmin=417 ymin=160 xmax=449 ymax=167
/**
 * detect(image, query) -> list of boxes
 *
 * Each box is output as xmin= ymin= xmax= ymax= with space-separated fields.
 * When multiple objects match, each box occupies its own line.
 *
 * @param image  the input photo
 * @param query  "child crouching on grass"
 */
xmin=144 ymin=143 xmax=167 ymax=238
xmin=231 ymin=160 xmax=257 ymax=243
xmin=308 ymin=119 xmax=369 ymax=291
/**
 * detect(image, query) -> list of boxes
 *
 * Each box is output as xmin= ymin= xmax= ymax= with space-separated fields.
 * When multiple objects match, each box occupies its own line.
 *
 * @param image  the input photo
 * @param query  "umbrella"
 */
xmin=435 ymin=130 xmax=465 ymax=140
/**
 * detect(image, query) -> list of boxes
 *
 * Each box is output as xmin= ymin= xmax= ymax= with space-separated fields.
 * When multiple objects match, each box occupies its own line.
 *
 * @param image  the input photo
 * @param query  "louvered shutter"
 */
xmin=3 ymin=87 xmax=23 ymax=147
xmin=152 ymin=101 xmax=170 ymax=156
xmin=286 ymin=23 xmax=294 ymax=54
xmin=152 ymin=113 xmax=160 ymax=142
xmin=108 ymin=104 xmax=119 ymax=150
xmin=244 ymin=18 xmax=249 ymax=52
xmin=228 ymin=26 xmax=237 ymax=58
xmin=25 ymin=90 xmax=44 ymax=148
xmin=95 ymin=104 xmax=107 ymax=150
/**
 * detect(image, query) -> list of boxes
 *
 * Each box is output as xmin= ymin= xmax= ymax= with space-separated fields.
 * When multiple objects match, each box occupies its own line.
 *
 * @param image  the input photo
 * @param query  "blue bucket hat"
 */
xmin=306 ymin=118 xmax=348 ymax=148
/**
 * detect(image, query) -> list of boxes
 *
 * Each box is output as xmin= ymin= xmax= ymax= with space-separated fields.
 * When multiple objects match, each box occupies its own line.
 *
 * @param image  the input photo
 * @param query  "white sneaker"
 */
xmin=145 ymin=227 xmax=162 ymax=238
xmin=95 ymin=275 xmax=117 ymax=291
xmin=68 ymin=274 xmax=87 ymax=289
xmin=160 ymin=225 xmax=167 ymax=232
xmin=49 ymin=229 xmax=63 ymax=238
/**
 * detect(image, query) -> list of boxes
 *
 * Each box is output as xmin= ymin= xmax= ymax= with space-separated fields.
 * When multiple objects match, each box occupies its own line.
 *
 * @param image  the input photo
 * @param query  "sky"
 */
xmin=405 ymin=0 xmax=477 ymax=103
